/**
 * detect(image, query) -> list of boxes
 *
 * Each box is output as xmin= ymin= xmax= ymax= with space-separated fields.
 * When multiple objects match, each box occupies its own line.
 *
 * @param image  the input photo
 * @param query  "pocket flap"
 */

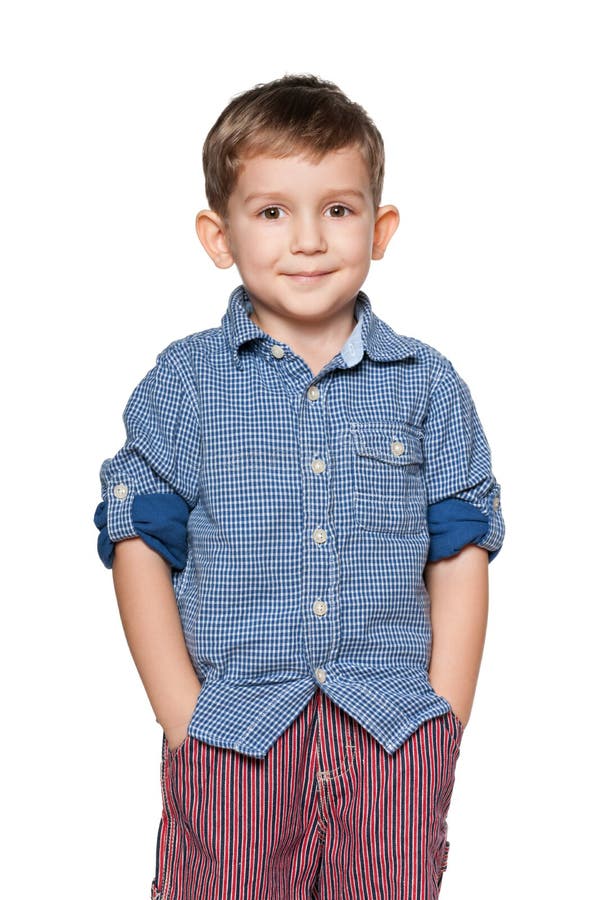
xmin=351 ymin=423 xmax=423 ymax=466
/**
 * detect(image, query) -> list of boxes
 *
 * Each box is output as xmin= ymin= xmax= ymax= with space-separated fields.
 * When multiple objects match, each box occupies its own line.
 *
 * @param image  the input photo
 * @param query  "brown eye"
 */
xmin=327 ymin=205 xmax=350 ymax=218
xmin=261 ymin=207 xmax=282 ymax=220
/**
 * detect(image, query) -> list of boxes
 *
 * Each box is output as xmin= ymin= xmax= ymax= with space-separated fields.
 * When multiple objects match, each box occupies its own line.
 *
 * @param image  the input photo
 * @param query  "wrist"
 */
xmin=163 ymin=720 xmax=191 ymax=754
xmin=155 ymin=684 xmax=201 ymax=732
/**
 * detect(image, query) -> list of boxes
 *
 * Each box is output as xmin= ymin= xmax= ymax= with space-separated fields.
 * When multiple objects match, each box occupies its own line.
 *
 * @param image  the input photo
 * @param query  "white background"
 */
xmin=1 ymin=1 xmax=598 ymax=897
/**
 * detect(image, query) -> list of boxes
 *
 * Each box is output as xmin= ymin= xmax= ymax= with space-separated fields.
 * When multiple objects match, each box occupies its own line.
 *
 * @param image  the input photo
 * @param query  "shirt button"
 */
xmin=493 ymin=496 xmax=500 ymax=511
xmin=315 ymin=668 xmax=327 ymax=684
xmin=391 ymin=440 xmax=405 ymax=457
xmin=113 ymin=483 xmax=128 ymax=500
xmin=311 ymin=458 xmax=326 ymax=474
xmin=312 ymin=528 xmax=327 ymax=545
xmin=313 ymin=600 xmax=328 ymax=616
xmin=307 ymin=385 xmax=320 ymax=401
xmin=271 ymin=344 xmax=285 ymax=359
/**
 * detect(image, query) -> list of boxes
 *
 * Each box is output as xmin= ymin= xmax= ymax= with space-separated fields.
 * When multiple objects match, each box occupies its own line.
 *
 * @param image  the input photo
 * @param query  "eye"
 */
xmin=259 ymin=206 xmax=286 ymax=220
xmin=325 ymin=205 xmax=352 ymax=218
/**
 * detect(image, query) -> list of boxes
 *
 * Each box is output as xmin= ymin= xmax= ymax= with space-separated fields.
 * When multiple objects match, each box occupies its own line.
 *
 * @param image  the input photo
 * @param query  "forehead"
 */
xmin=232 ymin=147 xmax=371 ymax=198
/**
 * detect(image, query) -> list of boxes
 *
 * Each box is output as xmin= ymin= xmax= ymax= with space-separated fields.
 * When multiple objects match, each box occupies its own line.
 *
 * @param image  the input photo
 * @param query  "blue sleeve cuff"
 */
xmin=94 ymin=502 xmax=115 ymax=568
xmin=427 ymin=498 xmax=490 ymax=563
xmin=94 ymin=492 xmax=190 ymax=570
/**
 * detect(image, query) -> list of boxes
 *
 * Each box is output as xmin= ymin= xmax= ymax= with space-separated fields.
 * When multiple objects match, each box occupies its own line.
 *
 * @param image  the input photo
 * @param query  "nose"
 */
xmin=290 ymin=214 xmax=327 ymax=254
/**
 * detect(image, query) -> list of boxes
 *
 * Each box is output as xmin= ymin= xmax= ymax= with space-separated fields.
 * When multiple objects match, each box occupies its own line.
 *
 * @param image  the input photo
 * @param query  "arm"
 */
xmin=424 ymin=543 xmax=489 ymax=728
xmin=112 ymin=536 xmax=201 ymax=750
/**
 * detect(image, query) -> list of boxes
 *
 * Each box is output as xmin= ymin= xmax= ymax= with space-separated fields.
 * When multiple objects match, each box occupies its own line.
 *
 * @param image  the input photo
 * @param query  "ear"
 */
xmin=195 ymin=210 xmax=235 ymax=269
xmin=371 ymin=205 xmax=400 ymax=260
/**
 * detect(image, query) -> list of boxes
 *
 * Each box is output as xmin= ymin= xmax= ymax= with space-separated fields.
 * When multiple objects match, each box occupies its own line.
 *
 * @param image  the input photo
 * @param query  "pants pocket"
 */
xmin=166 ymin=732 xmax=191 ymax=760
xmin=152 ymin=734 xmax=206 ymax=898
xmin=438 ymin=708 xmax=464 ymax=754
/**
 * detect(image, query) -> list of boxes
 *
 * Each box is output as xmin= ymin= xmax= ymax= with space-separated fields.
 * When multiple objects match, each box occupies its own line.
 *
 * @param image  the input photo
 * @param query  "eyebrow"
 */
xmin=243 ymin=188 xmax=368 ymax=205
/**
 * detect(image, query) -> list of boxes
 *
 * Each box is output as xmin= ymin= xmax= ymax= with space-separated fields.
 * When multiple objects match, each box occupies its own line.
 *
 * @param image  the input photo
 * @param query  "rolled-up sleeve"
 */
xmin=95 ymin=349 xmax=201 ymax=569
xmin=424 ymin=360 xmax=504 ymax=563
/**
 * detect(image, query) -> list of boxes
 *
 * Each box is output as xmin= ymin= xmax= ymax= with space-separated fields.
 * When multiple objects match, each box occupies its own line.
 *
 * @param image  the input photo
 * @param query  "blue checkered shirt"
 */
xmin=96 ymin=285 xmax=504 ymax=757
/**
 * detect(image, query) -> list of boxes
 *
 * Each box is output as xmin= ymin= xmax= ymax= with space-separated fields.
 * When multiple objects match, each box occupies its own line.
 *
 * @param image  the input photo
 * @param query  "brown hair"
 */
xmin=202 ymin=74 xmax=385 ymax=217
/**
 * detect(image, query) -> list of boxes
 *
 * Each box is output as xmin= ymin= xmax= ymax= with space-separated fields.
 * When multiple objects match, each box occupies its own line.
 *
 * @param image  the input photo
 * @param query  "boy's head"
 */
xmin=202 ymin=74 xmax=385 ymax=219
xmin=196 ymin=75 xmax=399 ymax=337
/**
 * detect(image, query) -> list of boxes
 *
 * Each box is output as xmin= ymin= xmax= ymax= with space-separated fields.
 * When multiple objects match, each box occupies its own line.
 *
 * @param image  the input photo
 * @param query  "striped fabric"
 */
xmin=97 ymin=285 xmax=504 ymax=758
xmin=151 ymin=691 xmax=462 ymax=899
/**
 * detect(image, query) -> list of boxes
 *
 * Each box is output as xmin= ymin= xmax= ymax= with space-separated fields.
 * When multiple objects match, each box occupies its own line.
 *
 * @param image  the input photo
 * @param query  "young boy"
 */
xmin=95 ymin=74 xmax=504 ymax=899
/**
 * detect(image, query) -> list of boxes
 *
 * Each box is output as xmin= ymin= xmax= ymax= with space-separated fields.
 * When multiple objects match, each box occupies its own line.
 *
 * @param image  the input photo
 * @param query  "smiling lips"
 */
xmin=284 ymin=270 xmax=334 ymax=283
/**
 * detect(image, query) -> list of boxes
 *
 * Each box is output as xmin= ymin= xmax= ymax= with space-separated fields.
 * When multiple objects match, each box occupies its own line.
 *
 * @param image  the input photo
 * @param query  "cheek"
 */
xmin=340 ymin=230 xmax=374 ymax=266
xmin=234 ymin=242 xmax=273 ymax=273
xmin=242 ymin=229 xmax=283 ymax=266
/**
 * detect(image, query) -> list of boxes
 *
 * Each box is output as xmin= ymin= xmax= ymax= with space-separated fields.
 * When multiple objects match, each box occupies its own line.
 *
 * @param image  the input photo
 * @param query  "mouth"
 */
xmin=283 ymin=270 xmax=334 ymax=284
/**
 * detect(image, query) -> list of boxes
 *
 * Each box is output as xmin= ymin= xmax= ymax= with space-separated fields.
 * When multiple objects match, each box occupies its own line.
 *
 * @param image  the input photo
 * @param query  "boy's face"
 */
xmin=197 ymin=147 xmax=398 ymax=332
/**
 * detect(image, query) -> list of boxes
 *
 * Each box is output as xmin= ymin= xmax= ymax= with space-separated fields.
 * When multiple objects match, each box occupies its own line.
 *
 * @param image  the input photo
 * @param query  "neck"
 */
xmin=250 ymin=305 xmax=358 ymax=377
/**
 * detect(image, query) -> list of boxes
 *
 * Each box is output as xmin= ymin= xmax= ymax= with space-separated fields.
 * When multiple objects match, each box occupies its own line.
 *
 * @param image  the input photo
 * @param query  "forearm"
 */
xmin=112 ymin=537 xmax=201 ymax=736
xmin=424 ymin=543 xmax=489 ymax=727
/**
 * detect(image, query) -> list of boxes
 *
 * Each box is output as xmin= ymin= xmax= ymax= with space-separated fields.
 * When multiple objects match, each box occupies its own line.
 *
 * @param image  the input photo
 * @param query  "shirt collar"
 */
xmin=221 ymin=284 xmax=416 ymax=369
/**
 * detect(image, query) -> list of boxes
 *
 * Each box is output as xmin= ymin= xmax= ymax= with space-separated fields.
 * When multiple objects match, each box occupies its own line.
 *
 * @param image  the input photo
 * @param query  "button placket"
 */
xmin=301 ymin=377 xmax=337 ymax=677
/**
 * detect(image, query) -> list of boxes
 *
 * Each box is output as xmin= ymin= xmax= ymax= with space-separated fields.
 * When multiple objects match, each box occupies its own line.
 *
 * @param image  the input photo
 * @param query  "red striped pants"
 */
xmin=151 ymin=691 xmax=463 ymax=899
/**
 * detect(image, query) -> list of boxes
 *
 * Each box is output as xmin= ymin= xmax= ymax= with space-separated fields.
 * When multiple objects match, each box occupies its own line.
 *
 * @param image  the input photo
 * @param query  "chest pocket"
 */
xmin=350 ymin=423 xmax=427 ymax=534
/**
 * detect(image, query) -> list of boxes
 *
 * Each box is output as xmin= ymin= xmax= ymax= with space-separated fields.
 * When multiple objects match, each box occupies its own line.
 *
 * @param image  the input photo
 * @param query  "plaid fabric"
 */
xmin=98 ymin=285 xmax=504 ymax=757
xmin=151 ymin=691 xmax=463 ymax=899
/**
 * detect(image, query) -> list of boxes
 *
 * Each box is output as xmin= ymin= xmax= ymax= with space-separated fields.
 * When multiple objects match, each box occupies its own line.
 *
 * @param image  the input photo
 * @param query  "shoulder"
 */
xmin=156 ymin=324 xmax=223 ymax=368
xmin=372 ymin=314 xmax=459 ymax=388
xmin=126 ymin=324 xmax=226 ymax=412
xmin=148 ymin=322 xmax=232 ymax=390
